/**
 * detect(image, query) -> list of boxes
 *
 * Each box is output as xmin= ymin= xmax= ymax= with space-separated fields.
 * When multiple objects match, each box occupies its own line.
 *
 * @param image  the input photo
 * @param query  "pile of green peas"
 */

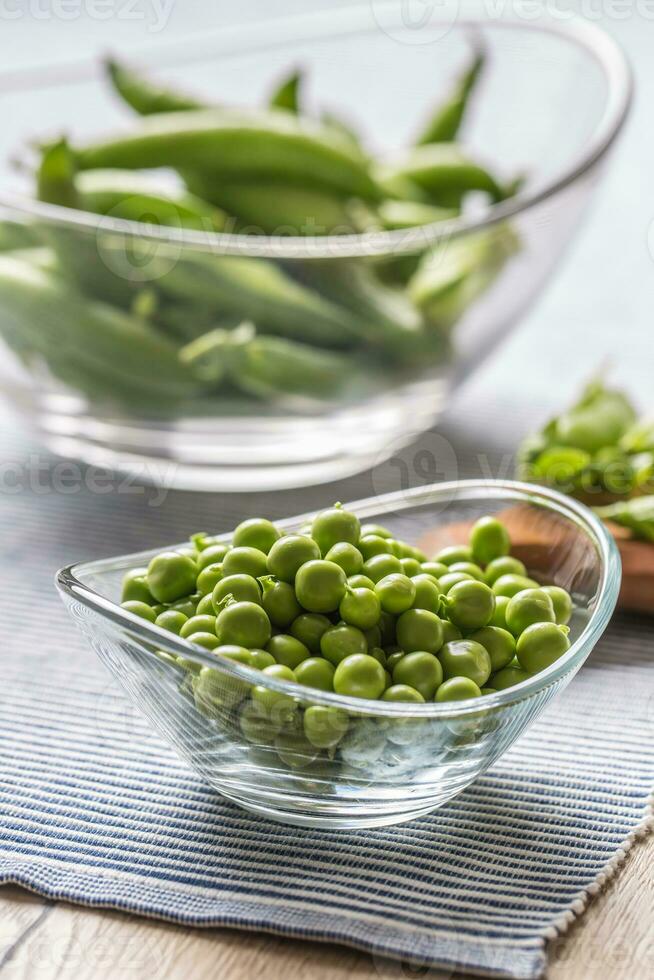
xmin=120 ymin=506 xmax=573 ymax=762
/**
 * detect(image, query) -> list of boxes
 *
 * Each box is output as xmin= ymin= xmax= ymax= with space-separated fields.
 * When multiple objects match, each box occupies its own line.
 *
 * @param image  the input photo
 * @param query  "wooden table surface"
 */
xmin=1 ymin=834 xmax=652 ymax=979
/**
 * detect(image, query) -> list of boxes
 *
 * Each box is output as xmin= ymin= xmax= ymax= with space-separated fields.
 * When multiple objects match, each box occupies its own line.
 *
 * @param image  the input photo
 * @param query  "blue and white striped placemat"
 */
xmin=0 ymin=392 xmax=652 ymax=980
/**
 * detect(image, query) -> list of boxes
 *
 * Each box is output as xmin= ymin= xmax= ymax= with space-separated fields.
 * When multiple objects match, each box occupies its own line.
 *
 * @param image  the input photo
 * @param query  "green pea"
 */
xmin=222 ymin=546 xmax=268 ymax=579
xmin=260 ymin=577 xmax=302 ymax=628
xmin=438 ymin=639 xmax=491 ymax=687
xmin=400 ymin=543 xmax=427 ymax=562
xmin=320 ymin=624 xmax=367 ymax=665
xmin=311 ymin=503 xmax=360 ymax=555
xmin=360 ymin=523 xmax=393 ymax=539
xmin=294 ymin=657 xmax=335 ymax=691
xmin=433 ymin=545 xmax=473 ymax=566
xmin=191 ymin=532 xmax=219 ymax=552
xmin=295 ymin=559 xmax=346 ymax=613
xmin=239 ymin=700 xmax=278 ymax=743
xmin=399 ymin=557 xmax=422 ymax=577
xmin=121 ymin=567 xmax=154 ymax=605
xmin=449 ymin=561 xmax=484 ymax=581
xmin=439 ymin=620 xmax=462 ymax=645
xmin=408 ymin=574 xmax=441 ymax=614
xmin=275 ymin=730 xmax=319 ymax=769
xmin=441 ymin=580 xmax=495 ymax=630
xmin=363 ymin=623 xmax=382 ymax=649
xmin=196 ymin=593 xmax=215 ymax=616
xmin=187 ymin=631 xmax=220 ymax=650
xmin=212 ymin=573 xmax=261 ymax=609
xmin=392 ymin=650 xmax=443 ymax=699
xmin=439 ymin=571 xmax=474 ymax=593
xmin=516 ymin=622 xmax=571 ymax=673
xmin=146 ymin=551 xmax=197 ymax=603
xmin=489 ymin=594 xmax=511 ymax=629
xmin=333 ymin=653 xmax=386 ymax=699
xmin=252 ymin=663 xmax=297 ymax=727
xmin=193 ymin=663 xmax=236 ymax=717
xmin=339 ymin=586 xmax=381 ymax=630
xmin=382 ymin=684 xmax=424 ymax=703
xmin=396 ymin=608 xmax=444 ymax=654
xmin=289 ymin=612 xmax=331 ymax=653
xmin=362 ymin=553 xmax=402 ymax=583
xmin=490 ymin=665 xmax=530 ymax=690
xmin=216 ymin=600 xmax=271 ymax=648
xmin=169 ymin=596 xmax=199 ymax=618
xmin=249 ymin=649 xmax=276 ymax=670
xmin=216 ymin=645 xmax=253 ymax=665
xmin=266 ymin=534 xmax=321 ymax=582
xmin=325 ymin=541 xmax=364 ymax=576
xmin=435 ymin=677 xmax=482 ymax=701
xmin=232 ymin=517 xmax=281 ymax=554
xmin=492 ymin=574 xmax=540 ymax=598
xmin=542 ymin=585 xmax=573 ymax=625
xmin=121 ymin=599 xmax=157 ymax=622
xmin=155 ymin=609 xmax=188 ymax=634
xmin=196 ymin=562 xmax=224 ymax=596
xmin=375 ymin=573 xmax=416 ymax=614
xmin=266 ymin=634 xmax=310 ymax=670
xmin=469 ymin=515 xmax=511 ymax=565
xmin=484 ymin=555 xmax=527 ymax=586
xmin=358 ymin=534 xmax=393 ymax=561
xmin=468 ymin=626 xmax=516 ymax=672
xmin=421 ymin=561 xmax=449 ymax=579
xmin=505 ymin=588 xmax=555 ymax=636
xmin=386 ymin=650 xmax=405 ymax=672
xmin=480 ymin=687 xmax=497 ymax=696
xmin=303 ymin=705 xmax=349 ymax=749
xmin=180 ymin=614 xmax=217 ymax=638
xmin=347 ymin=574 xmax=376 ymax=590
xmin=378 ymin=610 xmax=397 ymax=646
xmin=196 ymin=543 xmax=230 ymax=571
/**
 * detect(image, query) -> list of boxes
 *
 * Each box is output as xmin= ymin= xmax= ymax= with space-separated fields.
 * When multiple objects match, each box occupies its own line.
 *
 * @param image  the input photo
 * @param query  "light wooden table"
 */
xmin=1 ymin=834 xmax=652 ymax=979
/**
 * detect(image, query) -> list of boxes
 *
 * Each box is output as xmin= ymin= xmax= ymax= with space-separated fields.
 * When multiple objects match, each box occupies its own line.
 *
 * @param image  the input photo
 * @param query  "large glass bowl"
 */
xmin=57 ymin=480 xmax=621 ymax=829
xmin=0 ymin=6 xmax=631 ymax=490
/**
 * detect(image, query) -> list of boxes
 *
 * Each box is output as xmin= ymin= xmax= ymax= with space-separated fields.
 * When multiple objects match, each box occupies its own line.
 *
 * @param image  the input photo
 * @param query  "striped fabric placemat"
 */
xmin=0 ymin=383 xmax=653 ymax=978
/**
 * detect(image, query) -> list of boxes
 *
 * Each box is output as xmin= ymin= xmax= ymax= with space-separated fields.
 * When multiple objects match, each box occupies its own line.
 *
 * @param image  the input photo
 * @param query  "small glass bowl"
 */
xmin=0 ymin=5 xmax=632 ymax=490
xmin=57 ymin=480 xmax=621 ymax=829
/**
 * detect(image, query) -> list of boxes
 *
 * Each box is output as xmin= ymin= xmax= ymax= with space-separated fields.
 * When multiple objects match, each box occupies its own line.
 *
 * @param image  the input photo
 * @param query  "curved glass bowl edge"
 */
xmin=56 ymin=478 xmax=622 ymax=719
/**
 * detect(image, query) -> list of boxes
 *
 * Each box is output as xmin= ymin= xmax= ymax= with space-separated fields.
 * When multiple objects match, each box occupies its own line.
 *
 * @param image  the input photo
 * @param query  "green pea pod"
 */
xmin=0 ymin=254 xmax=203 ymax=404
xmin=269 ymin=69 xmax=302 ymax=113
xmin=378 ymin=199 xmax=458 ymax=229
xmin=75 ymin=109 xmax=382 ymax=202
xmin=181 ymin=322 xmax=355 ymax=400
xmin=182 ymin=171 xmax=355 ymax=235
xmin=594 ymin=496 xmax=654 ymax=542
xmin=36 ymin=138 xmax=80 ymax=210
xmin=320 ymin=110 xmax=365 ymax=158
xmin=416 ymin=47 xmax=485 ymax=145
xmin=620 ymin=419 xmax=654 ymax=454
xmin=156 ymin=253 xmax=366 ymax=349
xmin=8 ymin=246 xmax=59 ymax=274
xmin=552 ymin=380 xmax=637 ymax=454
xmin=105 ymin=58 xmax=206 ymax=115
xmin=377 ymin=143 xmax=504 ymax=206
xmin=76 ymin=169 xmax=228 ymax=230
xmin=0 ymin=220 xmax=39 ymax=252
xmin=408 ymin=226 xmax=518 ymax=330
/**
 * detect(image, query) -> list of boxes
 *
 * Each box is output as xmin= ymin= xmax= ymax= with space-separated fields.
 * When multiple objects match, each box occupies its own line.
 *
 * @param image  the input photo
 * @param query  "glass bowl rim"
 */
xmin=56 ymin=478 xmax=621 ymax=718
xmin=0 ymin=4 xmax=632 ymax=260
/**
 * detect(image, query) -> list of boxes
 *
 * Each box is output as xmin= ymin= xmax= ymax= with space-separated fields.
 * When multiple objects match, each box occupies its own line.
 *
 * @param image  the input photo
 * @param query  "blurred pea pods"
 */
xmin=0 ymin=254 xmax=204 ymax=404
xmin=408 ymin=226 xmax=518 ymax=330
xmin=546 ymin=380 xmax=637 ymax=454
xmin=416 ymin=46 xmax=485 ymax=145
xmin=377 ymin=143 xmax=504 ymax=207
xmin=620 ymin=419 xmax=654 ymax=453
xmin=75 ymin=109 xmax=382 ymax=202
xmin=105 ymin=58 xmax=206 ymax=115
xmin=269 ymin=69 xmax=303 ymax=113
xmin=182 ymin=171 xmax=357 ymax=235
xmin=0 ymin=220 xmax=39 ymax=252
xmin=594 ymin=496 xmax=654 ymax=543
xmin=180 ymin=322 xmax=355 ymax=400
xmin=378 ymin=199 xmax=458 ymax=230
xmin=76 ymin=170 xmax=228 ymax=230
xmin=155 ymin=253 xmax=365 ymax=349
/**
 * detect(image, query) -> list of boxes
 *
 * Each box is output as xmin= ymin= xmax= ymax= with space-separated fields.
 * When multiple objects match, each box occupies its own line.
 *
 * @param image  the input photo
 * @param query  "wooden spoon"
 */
xmin=418 ymin=506 xmax=653 ymax=614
